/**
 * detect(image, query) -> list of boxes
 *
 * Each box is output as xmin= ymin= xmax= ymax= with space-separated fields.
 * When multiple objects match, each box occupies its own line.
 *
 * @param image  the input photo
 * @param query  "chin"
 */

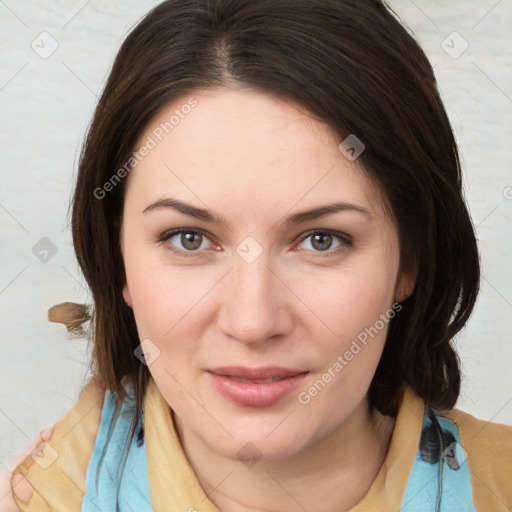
xmin=205 ymin=422 xmax=313 ymax=464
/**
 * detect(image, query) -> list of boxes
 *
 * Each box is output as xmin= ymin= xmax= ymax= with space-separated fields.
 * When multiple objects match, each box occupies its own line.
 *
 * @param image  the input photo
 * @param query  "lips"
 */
xmin=229 ymin=376 xmax=284 ymax=384
xmin=207 ymin=366 xmax=308 ymax=407
xmin=209 ymin=366 xmax=305 ymax=380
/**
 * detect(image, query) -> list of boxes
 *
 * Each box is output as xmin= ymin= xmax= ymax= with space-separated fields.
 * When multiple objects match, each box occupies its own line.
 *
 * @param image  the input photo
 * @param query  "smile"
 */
xmin=206 ymin=366 xmax=309 ymax=407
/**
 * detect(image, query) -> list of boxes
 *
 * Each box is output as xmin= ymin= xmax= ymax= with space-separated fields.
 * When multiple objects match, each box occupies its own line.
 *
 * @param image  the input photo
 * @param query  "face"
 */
xmin=120 ymin=87 xmax=414 ymax=461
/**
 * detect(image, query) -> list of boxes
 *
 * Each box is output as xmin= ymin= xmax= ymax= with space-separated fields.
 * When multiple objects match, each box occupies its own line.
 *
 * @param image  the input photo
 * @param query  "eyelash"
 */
xmin=155 ymin=228 xmax=353 ymax=258
xmin=155 ymin=228 xmax=216 ymax=258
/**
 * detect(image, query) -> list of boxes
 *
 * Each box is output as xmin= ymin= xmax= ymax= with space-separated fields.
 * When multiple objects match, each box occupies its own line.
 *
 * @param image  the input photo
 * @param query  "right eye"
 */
xmin=155 ymin=228 xmax=217 ymax=257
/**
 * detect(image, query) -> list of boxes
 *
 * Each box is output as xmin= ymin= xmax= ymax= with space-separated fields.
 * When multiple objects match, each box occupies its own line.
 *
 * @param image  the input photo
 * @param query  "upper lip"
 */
xmin=208 ymin=366 xmax=307 ymax=380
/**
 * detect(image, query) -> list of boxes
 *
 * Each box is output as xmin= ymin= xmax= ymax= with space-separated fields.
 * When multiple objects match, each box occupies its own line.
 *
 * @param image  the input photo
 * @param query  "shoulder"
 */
xmin=9 ymin=377 xmax=106 ymax=511
xmin=445 ymin=406 xmax=512 ymax=451
xmin=443 ymin=406 xmax=512 ymax=511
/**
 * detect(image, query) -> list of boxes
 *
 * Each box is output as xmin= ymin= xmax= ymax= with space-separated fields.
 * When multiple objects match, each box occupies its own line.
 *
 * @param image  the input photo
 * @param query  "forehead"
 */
xmin=126 ymin=87 xmax=386 ymax=217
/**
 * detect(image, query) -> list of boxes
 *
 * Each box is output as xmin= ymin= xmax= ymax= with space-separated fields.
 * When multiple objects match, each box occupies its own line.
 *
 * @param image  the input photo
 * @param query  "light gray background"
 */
xmin=1 ymin=0 xmax=511 ymax=473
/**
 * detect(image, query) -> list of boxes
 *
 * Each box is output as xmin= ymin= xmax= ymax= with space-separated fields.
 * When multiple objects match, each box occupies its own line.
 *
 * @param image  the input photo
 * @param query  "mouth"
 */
xmin=227 ymin=376 xmax=287 ymax=384
xmin=208 ymin=366 xmax=307 ymax=380
xmin=206 ymin=366 xmax=309 ymax=407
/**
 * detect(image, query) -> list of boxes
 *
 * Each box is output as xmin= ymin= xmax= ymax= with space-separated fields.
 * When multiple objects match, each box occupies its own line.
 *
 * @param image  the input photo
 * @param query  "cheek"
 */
xmin=292 ymin=258 xmax=399 ymax=402
xmin=123 ymin=245 xmax=218 ymax=341
xmin=297 ymin=269 xmax=397 ymax=415
xmin=292 ymin=258 xmax=398 ymax=340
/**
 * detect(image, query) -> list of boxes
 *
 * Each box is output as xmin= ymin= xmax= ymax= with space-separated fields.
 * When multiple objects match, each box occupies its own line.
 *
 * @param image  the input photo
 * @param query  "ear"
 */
xmin=395 ymin=263 xmax=418 ymax=303
xmin=123 ymin=283 xmax=133 ymax=308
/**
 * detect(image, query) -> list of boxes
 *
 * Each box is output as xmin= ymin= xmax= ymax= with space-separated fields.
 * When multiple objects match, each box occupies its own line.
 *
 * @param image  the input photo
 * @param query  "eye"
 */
xmin=296 ymin=230 xmax=352 ymax=253
xmin=156 ymin=228 xmax=214 ymax=255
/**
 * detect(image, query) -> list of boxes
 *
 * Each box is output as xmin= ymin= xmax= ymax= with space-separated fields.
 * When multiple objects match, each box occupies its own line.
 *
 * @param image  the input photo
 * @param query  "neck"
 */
xmin=174 ymin=398 xmax=395 ymax=512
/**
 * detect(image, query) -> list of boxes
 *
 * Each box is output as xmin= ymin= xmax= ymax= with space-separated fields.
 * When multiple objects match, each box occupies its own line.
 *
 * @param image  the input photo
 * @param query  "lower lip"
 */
xmin=207 ymin=372 xmax=308 ymax=408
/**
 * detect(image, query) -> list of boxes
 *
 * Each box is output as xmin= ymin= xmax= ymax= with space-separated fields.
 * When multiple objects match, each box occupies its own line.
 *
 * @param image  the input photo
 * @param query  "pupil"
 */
xmin=312 ymin=234 xmax=332 ymax=251
xmin=181 ymin=233 xmax=202 ymax=250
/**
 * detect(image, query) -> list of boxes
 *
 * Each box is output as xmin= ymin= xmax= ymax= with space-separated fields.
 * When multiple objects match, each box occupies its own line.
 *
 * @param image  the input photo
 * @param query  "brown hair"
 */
xmin=54 ymin=0 xmax=479 ymax=439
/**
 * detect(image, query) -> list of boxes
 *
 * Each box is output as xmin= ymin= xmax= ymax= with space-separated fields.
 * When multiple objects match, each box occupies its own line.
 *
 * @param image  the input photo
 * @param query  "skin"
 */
xmin=0 ymin=426 xmax=55 ymax=511
xmin=121 ymin=87 xmax=415 ymax=512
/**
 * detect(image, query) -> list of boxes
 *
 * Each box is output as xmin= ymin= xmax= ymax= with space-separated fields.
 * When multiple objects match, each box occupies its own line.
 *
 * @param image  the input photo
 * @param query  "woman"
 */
xmin=3 ymin=0 xmax=511 ymax=510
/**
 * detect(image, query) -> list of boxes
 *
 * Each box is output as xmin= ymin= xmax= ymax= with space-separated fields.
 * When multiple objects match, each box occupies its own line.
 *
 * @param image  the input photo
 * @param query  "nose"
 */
xmin=217 ymin=253 xmax=293 ymax=346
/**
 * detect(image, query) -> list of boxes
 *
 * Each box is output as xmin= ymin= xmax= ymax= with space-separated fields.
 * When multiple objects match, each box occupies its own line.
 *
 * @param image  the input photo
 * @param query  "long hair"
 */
xmin=54 ymin=0 xmax=479 ymax=439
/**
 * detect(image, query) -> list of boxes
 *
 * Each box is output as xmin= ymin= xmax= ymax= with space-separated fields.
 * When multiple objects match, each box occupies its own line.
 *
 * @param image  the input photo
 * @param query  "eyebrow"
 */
xmin=284 ymin=202 xmax=372 ymax=225
xmin=143 ymin=198 xmax=227 ymax=224
xmin=142 ymin=197 xmax=372 ymax=226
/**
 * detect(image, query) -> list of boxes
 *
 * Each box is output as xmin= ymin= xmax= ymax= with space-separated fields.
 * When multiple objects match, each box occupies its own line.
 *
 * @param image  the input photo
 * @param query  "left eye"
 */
xmin=164 ymin=229 xmax=212 ymax=252
xmin=297 ymin=232 xmax=345 ymax=252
